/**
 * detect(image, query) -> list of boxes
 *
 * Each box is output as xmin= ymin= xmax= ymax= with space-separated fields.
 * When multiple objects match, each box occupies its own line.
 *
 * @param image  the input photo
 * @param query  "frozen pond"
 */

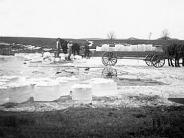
xmin=0 ymin=54 xmax=184 ymax=105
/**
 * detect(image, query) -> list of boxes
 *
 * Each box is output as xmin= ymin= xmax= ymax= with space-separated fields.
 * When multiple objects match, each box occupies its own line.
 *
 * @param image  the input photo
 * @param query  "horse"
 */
xmin=163 ymin=44 xmax=175 ymax=67
xmin=182 ymin=45 xmax=184 ymax=66
xmin=72 ymin=43 xmax=80 ymax=56
xmin=165 ymin=43 xmax=184 ymax=67
xmin=60 ymin=39 xmax=68 ymax=54
xmin=174 ymin=44 xmax=181 ymax=67
xmin=175 ymin=44 xmax=184 ymax=67
xmin=55 ymin=38 xmax=68 ymax=58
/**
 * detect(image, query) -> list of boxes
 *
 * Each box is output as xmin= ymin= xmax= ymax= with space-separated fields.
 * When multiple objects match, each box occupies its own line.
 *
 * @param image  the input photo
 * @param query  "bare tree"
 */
xmin=107 ymin=31 xmax=116 ymax=40
xmin=148 ymin=32 xmax=152 ymax=40
xmin=161 ymin=29 xmax=170 ymax=40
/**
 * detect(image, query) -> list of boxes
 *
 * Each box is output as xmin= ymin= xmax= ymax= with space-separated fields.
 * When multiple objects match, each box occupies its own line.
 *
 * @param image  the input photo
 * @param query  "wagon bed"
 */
xmin=101 ymin=50 xmax=165 ymax=68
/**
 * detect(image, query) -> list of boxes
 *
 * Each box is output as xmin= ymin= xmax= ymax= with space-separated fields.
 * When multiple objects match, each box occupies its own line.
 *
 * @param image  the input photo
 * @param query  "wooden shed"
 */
xmin=0 ymin=42 xmax=14 ymax=55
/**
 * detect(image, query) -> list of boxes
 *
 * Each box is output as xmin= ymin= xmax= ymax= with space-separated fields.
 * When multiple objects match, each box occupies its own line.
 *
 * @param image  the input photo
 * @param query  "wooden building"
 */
xmin=0 ymin=42 xmax=14 ymax=55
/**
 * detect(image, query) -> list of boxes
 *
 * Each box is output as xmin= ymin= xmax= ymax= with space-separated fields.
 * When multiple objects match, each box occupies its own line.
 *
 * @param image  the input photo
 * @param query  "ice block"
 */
xmin=71 ymin=84 xmax=92 ymax=104
xmin=90 ymin=78 xmax=118 ymax=96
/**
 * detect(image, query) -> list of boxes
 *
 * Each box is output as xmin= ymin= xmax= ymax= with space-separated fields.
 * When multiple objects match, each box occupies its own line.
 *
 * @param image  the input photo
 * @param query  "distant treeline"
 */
xmin=1 ymin=37 xmax=184 ymax=49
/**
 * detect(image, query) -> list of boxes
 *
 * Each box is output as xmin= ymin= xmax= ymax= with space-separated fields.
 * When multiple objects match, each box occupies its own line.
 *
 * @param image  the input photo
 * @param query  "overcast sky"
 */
xmin=0 ymin=0 xmax=184 ymax=39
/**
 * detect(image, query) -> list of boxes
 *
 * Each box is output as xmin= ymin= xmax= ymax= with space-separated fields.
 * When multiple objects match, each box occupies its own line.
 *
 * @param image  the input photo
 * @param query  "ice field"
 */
xmin=0 ymin=53 xmax=184 ymax=107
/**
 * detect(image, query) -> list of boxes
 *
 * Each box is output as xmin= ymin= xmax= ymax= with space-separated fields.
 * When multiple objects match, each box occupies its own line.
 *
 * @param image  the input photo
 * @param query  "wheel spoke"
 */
xmin=111 ymin=58 xmax=116 ymax=62
xmin=102 ymin=56 xmax=109 ymax=65
xmin=104 ymin=58 xmax=108 ymax=63
xmin=111 ymin=59 xmax=115 ymax=64
xmin=109 ymin=59 xmax=113 ymax=65
xmin=107 ymin=60 xmax=111 ymax=65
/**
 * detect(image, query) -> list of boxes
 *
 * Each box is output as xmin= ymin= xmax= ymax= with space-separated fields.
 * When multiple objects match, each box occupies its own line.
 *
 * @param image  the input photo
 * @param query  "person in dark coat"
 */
xmin=62 ymin=40 xmax=68 ymax=54
xmin=67 ymin=41 xmax=73 ymax=60
xmin=72 ymin=43 xmax=80 ymax=56
xmin=55 ymin=38 xmax=62 ymax=58
xmin=84 ymin=44 xmax=90 ymax=58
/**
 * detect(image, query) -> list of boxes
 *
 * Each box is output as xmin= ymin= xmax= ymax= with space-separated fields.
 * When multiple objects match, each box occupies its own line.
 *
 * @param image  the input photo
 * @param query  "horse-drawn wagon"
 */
xmin=101 ymin=44 xmax=167 ymax=68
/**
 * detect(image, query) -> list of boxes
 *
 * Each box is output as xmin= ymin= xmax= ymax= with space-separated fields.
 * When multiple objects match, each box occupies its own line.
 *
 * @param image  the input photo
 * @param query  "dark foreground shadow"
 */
xmin=0 ymin=105 xmax=184 ymax=138
xmin=168 ymin=98 xmax=184 ymax=104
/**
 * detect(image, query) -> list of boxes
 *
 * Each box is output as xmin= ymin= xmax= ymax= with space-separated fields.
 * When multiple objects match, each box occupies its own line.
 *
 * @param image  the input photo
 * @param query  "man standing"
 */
xmin=84 ymin=44 xmax=90 ymax=58
xmin=67 ymin=41 xmax=73 ymax=60
xmin=56 ymin=38 xmax=61 ymax=58
xmin=61 ymin=40 xmax=68 ymax=54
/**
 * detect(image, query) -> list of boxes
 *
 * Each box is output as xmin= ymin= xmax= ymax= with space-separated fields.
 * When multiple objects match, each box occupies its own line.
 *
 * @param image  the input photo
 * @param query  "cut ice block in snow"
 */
xmin=90 ymin=78 xmax=118 ymax=96
xmin=144 ymin=44 xmax=153 ymax=51
xmin=32 ymin=85 xmax=63 ymax=101
xmin=120 ymin=46 xmax=131 ymax=51
xmin=71 ymin=84 xmax=92 ymax=104
xmin=101 ymin=44 xmax=110 ymax=51
xmin=115 ymin=44 xmax=122 ymax=51
xmin=138 ymin=44 xmax=145 ymax=51
xmin=129 ymin=45 xmax=138 ymax=51
xmin=8 ymin=85 xmax=34 ymax=103
xmin=109 ymin=47 xmax=115 ymax=51
xmin=96 ymin=46 xmax=102 ymax=51
xmin=56 ymin=77 xmax=79 ymax=95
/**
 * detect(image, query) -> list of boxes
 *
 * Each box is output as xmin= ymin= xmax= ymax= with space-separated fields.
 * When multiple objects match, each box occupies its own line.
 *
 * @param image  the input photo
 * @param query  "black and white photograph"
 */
xmin=0 ymin=0 xmax=184 ymax=137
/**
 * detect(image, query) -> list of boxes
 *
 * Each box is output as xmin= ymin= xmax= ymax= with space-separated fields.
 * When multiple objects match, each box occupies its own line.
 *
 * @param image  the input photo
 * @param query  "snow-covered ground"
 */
xmin=0 ymin=53 xmax=184 ymax=111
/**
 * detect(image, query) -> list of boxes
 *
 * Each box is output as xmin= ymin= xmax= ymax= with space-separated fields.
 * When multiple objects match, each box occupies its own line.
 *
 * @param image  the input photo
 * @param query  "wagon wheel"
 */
xmin=102 ymin=52 xmax=117 ymax=66
xmin=151 ymin=55 xmax=165 ymax=68
xmin=102 ymin=67 xmax=117 ymax=78
xmin=145 ymin=54 xmax=154 ymax=66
